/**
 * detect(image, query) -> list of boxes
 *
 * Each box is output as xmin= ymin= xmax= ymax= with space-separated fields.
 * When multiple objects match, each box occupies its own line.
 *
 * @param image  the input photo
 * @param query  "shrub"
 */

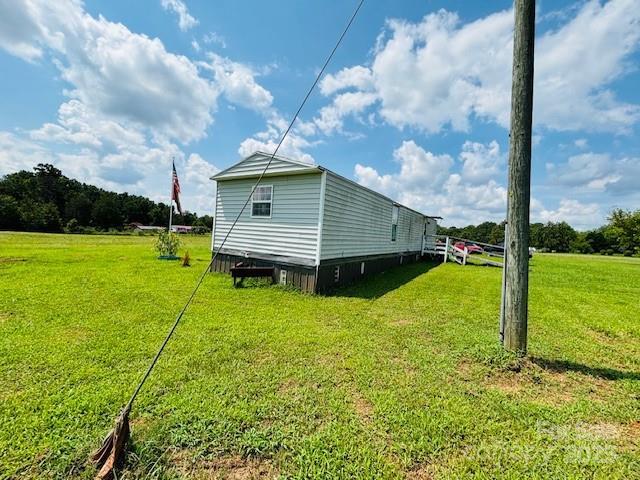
xmin=155 ymin=230 xmax=180 ymax=256
xmin=600 ymin=249 xmax=607 ymax=255
xmin=606 ymin=249 xmax=614 ymax=256
xmin=623 ymin=250 xmax=633 ymax=257
xmin=64 ymin=218 xmax=80 ymax=233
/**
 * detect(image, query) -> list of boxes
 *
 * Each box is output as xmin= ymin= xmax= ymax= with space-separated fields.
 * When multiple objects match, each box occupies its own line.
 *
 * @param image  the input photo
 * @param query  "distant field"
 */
xmin=1 ymin=233 xmax=639 ymax=479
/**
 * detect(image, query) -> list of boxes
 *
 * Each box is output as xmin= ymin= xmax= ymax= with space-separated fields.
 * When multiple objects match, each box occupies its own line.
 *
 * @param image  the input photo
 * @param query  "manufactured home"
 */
xmin=210 ymin=152 xmax=439 ymax=293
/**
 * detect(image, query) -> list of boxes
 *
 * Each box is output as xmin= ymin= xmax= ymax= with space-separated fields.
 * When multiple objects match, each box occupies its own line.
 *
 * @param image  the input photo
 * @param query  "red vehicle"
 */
xmin=453 ymin=241 xmax=484 ymax=254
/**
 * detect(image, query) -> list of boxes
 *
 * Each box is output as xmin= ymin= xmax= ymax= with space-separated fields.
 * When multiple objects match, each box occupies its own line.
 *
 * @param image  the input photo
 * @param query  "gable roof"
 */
xmin=211 ymin=151 xmax=321 ymax=180
xmin=211 ymin=151 xmax=441 ymax=219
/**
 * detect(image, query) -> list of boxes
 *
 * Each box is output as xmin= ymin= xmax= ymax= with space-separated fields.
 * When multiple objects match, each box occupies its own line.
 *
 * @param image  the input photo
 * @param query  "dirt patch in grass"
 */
xmin=566 ymin=420 xmax=639 ymax=452
xmin=352 ymin=393 xmax=374 ymax=422
xmin=405 ymin=464 xmax=435 ymax=479
xmin=390 ymin=317 xmax=413 ymax=326
xmin=622 ymin=421 xmax=640 ymax=450
xmin=170 ymin=451 xmax=278 ymax=479
xmin=577 ymin=422 xmax=622 ymax=441
xmin=278 ymin=378 xmax=300 ymax=394
xmin=479 ymin=358 xmax=616 ymax=406
xmin=0 ymin=257 xmax=27 ymax=264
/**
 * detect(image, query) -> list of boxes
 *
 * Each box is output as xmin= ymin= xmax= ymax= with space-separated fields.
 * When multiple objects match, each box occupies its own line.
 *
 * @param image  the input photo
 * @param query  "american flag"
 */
xmin=171 ymin=161 xmax=182 ymax=215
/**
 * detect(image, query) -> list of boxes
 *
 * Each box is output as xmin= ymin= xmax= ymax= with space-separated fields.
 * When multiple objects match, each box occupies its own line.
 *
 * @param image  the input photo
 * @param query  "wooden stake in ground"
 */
xmin=504 ymin=0 xmax=535 ymax=354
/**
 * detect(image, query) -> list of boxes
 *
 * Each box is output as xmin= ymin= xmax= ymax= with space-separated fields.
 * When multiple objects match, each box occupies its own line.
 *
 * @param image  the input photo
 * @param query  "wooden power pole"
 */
xmin=504 ymin=0 xmax=535 ymax=354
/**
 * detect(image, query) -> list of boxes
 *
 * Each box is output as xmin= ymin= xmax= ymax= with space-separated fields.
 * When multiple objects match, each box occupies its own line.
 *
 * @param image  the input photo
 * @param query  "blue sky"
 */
xmin=0 ymin=0 xmax=638 ymax=228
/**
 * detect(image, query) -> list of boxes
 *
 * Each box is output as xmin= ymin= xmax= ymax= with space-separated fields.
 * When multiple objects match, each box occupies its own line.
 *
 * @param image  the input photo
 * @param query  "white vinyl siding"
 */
xmin=213 ymin=174 xmax=322 ymax=262
xmin=319 ymin=172 xmax=425 ymax=260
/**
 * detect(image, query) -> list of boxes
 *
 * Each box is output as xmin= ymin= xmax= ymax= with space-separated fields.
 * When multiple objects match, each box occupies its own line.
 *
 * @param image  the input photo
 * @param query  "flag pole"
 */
xmin=168 ymin=157 xmax=174 ymax=233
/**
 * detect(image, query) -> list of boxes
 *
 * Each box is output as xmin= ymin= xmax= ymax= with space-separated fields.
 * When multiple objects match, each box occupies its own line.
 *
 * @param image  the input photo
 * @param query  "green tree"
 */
xmin=91 ymin=195 xmax=123 ymax=230
xmin=19 ymin=202 xmax=62 ymax=232
xmin=65 ymin=193 xmax=93 ymax=225
xmin=584 ymin=228 xmax=609 ymax=253
xmin=570 ymin=232 xmax=593 ymax=254
xmin=608 ymin=209 xmax=640 ymax=253
xmin=0 ymin=195 xmax=21 ymax=230
xmin=529 ymin=223 xmax=544 ymax=248
xmin=540 ymin=222 xmax=577 ymax=252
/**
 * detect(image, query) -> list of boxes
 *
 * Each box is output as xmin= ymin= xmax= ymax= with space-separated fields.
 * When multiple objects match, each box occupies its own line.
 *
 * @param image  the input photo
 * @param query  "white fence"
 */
xmin=423 ymin=235 xmax=504 ymax=268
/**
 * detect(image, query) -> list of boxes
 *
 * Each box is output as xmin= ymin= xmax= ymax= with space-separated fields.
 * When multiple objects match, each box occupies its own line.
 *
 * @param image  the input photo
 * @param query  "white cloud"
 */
xmin=0 ymin=0 xmax=260 ymax=214
xmin=0 ymin=0 xmax=218 ymax=144
xmin=200 ymin=53 xmax=273 ymax=113
xmin=0 ymin=0 xmax=46 ymax=61
xmin=547 ymin=152 xmax=640 ymax=194
xmin=238 ymin=113 xmax=316 ymax=164
xmin=30 ymin=99 xmax=146 ymax=148
xmin=182 ymin=153 xmax=220 ymax=213
xmin=320 ymin=0 xmax=640 ymax=135
xmin=459 ymin=140 xmax=502 ymax=184
xmin=191 ymin=39 xmax=200 ymax=51
xmin=574 ymin=138 xmax=588 ymax=149
xmin=319 ymin=65 xmax=374 ymax=96
xmin=202 ymin=31 xmax=227 ymax=49
xmin=535 ymin=198 xmax=602 ymax=230
xmin=354 ymin=140 xmax=507 ymax=225
xmin=314 ymin=91 xmax=377 ymax=135
xmin=0 ymin=132 xmax=54 ymax=175
xmin=161 ymin=0 xmax=198 ymax=31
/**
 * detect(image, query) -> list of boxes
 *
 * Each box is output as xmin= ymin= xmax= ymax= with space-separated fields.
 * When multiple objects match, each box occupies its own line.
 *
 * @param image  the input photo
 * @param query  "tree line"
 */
xmin=0 ymin=164 xmax=212 ymax=233
xmin=438 ymin=210 xmax=640 ymax=257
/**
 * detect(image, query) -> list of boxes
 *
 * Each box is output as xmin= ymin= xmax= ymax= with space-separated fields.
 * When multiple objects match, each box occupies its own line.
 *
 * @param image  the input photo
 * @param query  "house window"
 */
xmin=251 ymin=185 xmax=272 ymax=217
xmin=391 ymin=205 xmax=399 ymax=241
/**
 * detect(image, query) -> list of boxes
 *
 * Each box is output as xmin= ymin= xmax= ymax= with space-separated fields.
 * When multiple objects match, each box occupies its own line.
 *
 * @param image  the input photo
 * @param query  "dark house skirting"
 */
xmin=211 ymin=251 xmax=423 ymax=294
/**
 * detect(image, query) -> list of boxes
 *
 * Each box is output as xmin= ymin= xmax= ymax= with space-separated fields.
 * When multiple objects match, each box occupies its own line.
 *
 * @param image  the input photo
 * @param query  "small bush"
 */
xmin=606 ymin=249 xmax=614 ymax=256
xmin=64 ymin=218 xmax=80 ymax=233
xmin=155 ymin=230 xmax=180 ymax=256
xmin=623 ymin=250 xmax=633 ymax=257
xmin=600 ymin=249 xmax=607 ymax=255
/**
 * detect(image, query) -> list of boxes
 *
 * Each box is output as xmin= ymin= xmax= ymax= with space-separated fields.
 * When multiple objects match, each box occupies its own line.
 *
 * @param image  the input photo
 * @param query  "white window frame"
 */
xmin=391 ymin=205 xmax=399 ymax=241
xmin=251 ymin=185 xmax=273 ymax=218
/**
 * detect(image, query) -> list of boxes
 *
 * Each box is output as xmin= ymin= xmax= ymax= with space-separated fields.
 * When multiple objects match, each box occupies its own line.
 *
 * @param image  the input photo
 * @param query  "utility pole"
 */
xmin=504 ymin=0 xmax=535 ymax=354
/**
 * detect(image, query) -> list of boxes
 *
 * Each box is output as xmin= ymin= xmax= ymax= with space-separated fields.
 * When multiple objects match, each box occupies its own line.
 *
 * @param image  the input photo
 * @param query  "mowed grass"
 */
xmin=0 ymin=233 xmax=639 ymax=479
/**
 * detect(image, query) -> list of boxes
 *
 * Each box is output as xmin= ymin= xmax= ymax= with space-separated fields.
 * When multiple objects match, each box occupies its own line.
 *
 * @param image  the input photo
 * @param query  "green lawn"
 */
xmin=1 ymin=233 xmax=638 ymax=479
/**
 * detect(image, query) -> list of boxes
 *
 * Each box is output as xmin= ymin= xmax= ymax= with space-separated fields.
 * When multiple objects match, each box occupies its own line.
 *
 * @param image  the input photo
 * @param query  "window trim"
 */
xmin=391 ymin=204 xmax=399 ymax=242
xmin=250 ymin=184 xmax=273 ymax=218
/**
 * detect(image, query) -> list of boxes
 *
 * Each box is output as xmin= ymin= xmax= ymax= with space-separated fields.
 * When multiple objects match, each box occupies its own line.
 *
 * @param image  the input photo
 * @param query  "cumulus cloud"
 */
xmin=0 ymin=0 xmax=218 ymax=143
xmin=459 ymin=140 xmax=503 ymax=184
xmin=314 ymin=91 xmax=377 ymax=135
xmin=0 ymin=132 xmax=54 ymax=175
xmin=319 ymin=65 xmax=374 ymax=96
xmin=161 ymin=0 xmax=198 ymax=31
xmin=319 ymin=0 xmax=640 ymax=134
xmin=200 ymin=53 xmax=273 ymax=113
xmin=0 ymin=0 xmax=46 ymax=61
xmin=30 ymin=99 xmax=146 ymax=148
xmin=0 ymin=0 xmax=282 ymax=214
xmin=535 ymin=199 xmax=602 ymax=230
xmin=547 ymin=152 xmax=640 ymax=194
xmin=354 ymin=140 xmax=507 ymax=225
xmin=238 ymin=113 xmax=316 ymax=164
